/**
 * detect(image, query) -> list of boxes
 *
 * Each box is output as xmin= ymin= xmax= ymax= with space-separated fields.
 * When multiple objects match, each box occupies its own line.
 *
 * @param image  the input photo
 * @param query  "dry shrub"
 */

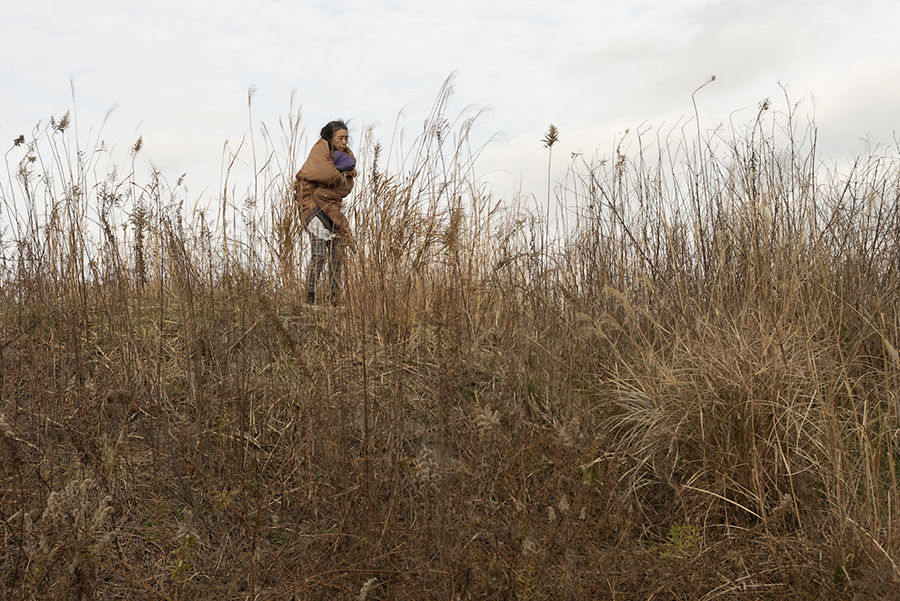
xmin=1 ymin=83 xmax=899 ymax=599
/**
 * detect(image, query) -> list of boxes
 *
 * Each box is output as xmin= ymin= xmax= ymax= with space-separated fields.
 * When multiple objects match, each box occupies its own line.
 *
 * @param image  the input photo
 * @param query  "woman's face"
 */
xmin=331 ymin=129 xmax=349 ymax=153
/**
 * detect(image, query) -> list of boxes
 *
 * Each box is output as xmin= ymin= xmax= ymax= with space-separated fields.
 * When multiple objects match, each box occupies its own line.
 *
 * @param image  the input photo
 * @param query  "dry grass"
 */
xmin=2 ymin=82 xmax=899 ymax=599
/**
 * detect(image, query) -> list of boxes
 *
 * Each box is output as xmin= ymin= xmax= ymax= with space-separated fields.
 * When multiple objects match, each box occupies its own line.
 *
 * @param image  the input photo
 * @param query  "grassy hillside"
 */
xmin=2 ymin=92 xmax=899 ymax=599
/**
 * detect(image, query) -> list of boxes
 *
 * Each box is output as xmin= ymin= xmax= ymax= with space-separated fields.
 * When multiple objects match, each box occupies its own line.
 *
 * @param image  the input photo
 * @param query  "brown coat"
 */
xmin=294 ymin=138 xmax=357 ymax=233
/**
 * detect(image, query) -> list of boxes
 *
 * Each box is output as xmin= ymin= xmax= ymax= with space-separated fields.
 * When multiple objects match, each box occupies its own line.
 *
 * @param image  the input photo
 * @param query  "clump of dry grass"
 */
xmin=1 ymin=82 xmax=899 ymax=599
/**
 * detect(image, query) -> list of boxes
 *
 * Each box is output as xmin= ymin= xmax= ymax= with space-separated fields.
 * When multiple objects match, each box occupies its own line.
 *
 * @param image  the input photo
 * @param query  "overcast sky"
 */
xmin=2 ymin=0 xmax=899 ymax=212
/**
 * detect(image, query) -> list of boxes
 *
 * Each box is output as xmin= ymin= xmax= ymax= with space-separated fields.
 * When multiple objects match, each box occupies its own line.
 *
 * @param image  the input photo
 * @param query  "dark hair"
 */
xmin=320 ymin=120 xmax=348 ymax=143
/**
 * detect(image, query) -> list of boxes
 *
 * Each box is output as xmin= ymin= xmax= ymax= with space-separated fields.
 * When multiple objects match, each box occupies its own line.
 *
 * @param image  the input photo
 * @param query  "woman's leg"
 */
xmin=307 ymin=232 xmax=328 ymax=303
xmin=327 ymin=236 xmax=344 ymax=301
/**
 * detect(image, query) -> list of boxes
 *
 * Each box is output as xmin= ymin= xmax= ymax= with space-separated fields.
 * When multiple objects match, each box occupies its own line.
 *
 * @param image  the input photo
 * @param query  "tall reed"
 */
xmin=1 ymin=81 xmax=898 ymax=599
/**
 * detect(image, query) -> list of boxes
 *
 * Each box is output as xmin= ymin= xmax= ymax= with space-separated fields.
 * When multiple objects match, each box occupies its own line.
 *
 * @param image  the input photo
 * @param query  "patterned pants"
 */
xmin=307 ymin=232 xmax=343 ymax=303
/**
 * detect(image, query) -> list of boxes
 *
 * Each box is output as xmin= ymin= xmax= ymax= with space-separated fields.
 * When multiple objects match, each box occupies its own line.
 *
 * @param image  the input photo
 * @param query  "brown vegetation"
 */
xmin=2 ymin=83 xmax=899 ymax=599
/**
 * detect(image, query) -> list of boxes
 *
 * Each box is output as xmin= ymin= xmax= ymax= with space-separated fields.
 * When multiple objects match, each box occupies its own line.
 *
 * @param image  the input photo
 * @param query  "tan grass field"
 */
xmin=2 ymin=88 xmax=899 ymax=599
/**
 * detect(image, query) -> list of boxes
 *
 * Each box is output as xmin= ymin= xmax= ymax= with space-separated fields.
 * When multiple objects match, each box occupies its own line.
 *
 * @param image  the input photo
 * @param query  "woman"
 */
xmin=294 ymin=120 xmax=357 ymax=304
